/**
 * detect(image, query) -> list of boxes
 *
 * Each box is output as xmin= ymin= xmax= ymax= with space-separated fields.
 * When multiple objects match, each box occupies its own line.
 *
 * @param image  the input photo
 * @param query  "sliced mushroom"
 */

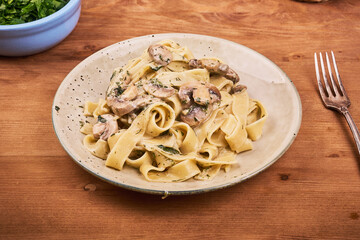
xmin=132 ymin=94 xmax=161 ymax=109
xmin=189 ymin=58 xmax=239 ymax=83
xmin=224 ymin=68 xmax=239 ymax=83
xmin=178 ymin=82 xmax=194 ymax=108
xmin=189 ymin=59 xmax=220 ymax=72
xmin=121 ymin=84 xmax=138 ymax=101
xmin=231 ymin=83 xmax=247 ymax=94
xmin=178 ymin=81 xmax=221 ymax=106
xmin=148 ymin=44 xmax=173 ymax=66
xmin=207 ymin=84 xmax=221 ymax=104
xmin=143 ymin=78 xmax=176 ymax=98
xmin=93 ymin=114 xmax=118 ymax=141
xmin=107 ymin=96 xmax=136 ymax=117
xmin=178 ymin=81 xmax=221 ymax=127
xmin=193 ymin=86 xmax=210 ymax=106
xmin=180 ymin=105 xmax=213 ymax=127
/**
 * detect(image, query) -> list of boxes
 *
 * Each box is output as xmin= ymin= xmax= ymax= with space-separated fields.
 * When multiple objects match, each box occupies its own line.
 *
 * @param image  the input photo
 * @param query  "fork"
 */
xmin=314 ymin=51 xmax=360 ymax=155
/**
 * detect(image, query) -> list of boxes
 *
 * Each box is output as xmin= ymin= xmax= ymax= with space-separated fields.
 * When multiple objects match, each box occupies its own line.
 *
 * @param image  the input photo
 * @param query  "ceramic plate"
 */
xmin=52 ymin=33 xmax=302 ymax=196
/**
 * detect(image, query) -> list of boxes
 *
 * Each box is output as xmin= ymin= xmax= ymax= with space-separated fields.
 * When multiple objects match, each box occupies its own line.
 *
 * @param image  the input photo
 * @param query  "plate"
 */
xmin=52 ymin=33 xmax=302 ymax=196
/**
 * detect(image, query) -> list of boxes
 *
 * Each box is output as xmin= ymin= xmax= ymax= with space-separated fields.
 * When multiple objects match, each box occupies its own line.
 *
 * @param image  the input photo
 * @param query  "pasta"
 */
xmin=80 ymin=40 xmax=267 ymax=182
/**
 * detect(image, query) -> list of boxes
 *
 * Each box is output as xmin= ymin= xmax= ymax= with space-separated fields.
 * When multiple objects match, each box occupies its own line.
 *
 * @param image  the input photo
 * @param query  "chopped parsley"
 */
xmin=158 ymin=54 xmax=164 ymax=61
xmin=150 ymin=78 xmax=165 ymax=88
xmin=157 ymin=145 xmax=179 ymax=154
xmin=110 ymin=71 xmax=117 ymax=81
xmin=150 ymin=66 xmax=163 ymax=71
xmin=97 ymin=115 xmax=107 ymax=123
xmin=158 ymin=54 xmax=170 ymax=64
xmin=114 ymin=83 xmax=124 ymax=96
xmin=159 ymin=130 xmax=170 ymax=136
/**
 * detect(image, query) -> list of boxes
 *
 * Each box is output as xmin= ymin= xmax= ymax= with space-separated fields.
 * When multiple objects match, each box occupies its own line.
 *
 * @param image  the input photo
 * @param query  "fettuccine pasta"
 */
xmin=80 ymin=40 xmax=267 ymax=182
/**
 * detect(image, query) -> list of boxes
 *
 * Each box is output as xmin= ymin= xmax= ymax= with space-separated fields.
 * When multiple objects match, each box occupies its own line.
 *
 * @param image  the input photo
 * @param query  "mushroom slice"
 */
xmin=181 ymin=105 xmax=212 ymax=127
xmin=231 ymin=83 xmax=247 ymax=94
xmin=121 ymin=84 xmax=138 ymax=101
xmin=132 ymin=95 xmax=161 ymax=109
xmin=178 ymin=81 xmax=206 ymax=105
xmin=178 ymin=81 xmax=221 ymax=127
xmin=106 ymin=84 xmax=140 ymax=117
xmin=178 ymin=82 xmax=194 ymax=107
xmin=107 ymin=96 xmax=136 ymax=117
xmin=148 ymin=44 xmax=173 ymax=66
xmin=93 ymin=114 xmax=118 ymax=141
xmin=189 ymin=58 xmax=240 ymax=83
xmin=206 ymin=83 xmax=221 ymax=104
xmin=193 ymin=86 xmax=210 ymax=106
xmin=143 ymin=79 xmax=175 ymax=98
xmin=107 ymin=95 xmax=160 ymax=118
xmin=192 ymin=58 xmax=220 ymax=72
xmin=178 ymin=81 xmax=221 ymax=106
xmin=223 ymin=68 xmax=239 ymax=83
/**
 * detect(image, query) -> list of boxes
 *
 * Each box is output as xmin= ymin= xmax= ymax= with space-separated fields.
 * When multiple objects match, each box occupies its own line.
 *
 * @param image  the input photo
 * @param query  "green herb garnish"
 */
xmin=110 ymin=71 xmax=117 ymax=81
xmin=114 ymin=84 xmax=124 ymax=96
xmin=150 ymin=78 xmax=165 ymax=88
xmin=157 ymin=145 xmax=179 ymax=154
xmin=0 ymin=0 xmax=70 ymax=25
xmin=159 ymin=130 xmax=170 ymax=136
xmin=150 ymin=66 xmax=163 ymax=71
xmin=97 ymin=115 xmax=107 ymax=123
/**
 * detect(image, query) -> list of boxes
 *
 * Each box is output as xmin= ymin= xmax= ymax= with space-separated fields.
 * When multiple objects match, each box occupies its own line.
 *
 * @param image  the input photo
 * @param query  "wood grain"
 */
xmin=1 ymin=0 xmax=360 ymax=239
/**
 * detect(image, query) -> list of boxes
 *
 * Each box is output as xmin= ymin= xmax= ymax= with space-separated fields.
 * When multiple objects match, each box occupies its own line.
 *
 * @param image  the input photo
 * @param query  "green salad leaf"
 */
xmin=0 ymin=0 xmax=69 ymax=25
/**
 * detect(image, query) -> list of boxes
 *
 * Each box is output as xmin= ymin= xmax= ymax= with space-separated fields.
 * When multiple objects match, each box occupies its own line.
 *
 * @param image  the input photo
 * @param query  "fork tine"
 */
xmin=314 ymin=53 xmax=327 ymax=99
xmin=331 ymin=51 xmax=349 ymax=98
xmin=319 ymin=52 xmax=333 ymax=97
xmin=325 ymin=52 xmax=340 ymax=96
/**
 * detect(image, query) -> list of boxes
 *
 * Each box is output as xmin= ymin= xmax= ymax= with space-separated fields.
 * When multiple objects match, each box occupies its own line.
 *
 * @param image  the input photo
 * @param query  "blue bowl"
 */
xmin=0 ymin=0 xmax=81 ymax=56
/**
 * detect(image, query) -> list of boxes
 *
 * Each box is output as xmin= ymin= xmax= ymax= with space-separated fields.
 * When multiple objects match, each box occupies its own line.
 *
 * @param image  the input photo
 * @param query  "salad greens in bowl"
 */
xmin=0 ymin=0 xmax=70 ymax=25
xmin=0 ymin=0 xmax=81 ymax=56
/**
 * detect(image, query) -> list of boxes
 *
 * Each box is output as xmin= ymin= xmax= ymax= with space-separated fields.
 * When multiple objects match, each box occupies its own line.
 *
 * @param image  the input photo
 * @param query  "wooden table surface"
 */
xmin=1 ymin=0 xmax=360 ymax=239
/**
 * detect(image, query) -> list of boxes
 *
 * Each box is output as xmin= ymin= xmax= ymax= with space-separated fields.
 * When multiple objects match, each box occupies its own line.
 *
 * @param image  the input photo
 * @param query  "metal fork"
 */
xmin=314 ymin=51 xmax=360 ymax=155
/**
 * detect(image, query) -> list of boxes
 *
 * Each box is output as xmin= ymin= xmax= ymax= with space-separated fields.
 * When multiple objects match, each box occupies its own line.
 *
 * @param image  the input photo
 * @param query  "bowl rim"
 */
xmin=0 ymin=0 xmax=81 ymax=30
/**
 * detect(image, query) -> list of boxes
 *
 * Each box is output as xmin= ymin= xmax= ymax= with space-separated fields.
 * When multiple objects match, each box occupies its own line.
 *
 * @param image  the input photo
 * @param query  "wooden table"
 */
xmin=1 ymin=0 xmax=360 ymax=239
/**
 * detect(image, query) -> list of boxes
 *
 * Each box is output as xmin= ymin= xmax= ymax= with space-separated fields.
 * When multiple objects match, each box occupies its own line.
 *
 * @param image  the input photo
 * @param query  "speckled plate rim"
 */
xmin=52 ymin=33 xmax=302 ymax=196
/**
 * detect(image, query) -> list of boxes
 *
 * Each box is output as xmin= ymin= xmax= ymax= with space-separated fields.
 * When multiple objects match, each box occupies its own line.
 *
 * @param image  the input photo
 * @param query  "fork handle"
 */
xmin=341 ymin=107 xmax=360 ymax=155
